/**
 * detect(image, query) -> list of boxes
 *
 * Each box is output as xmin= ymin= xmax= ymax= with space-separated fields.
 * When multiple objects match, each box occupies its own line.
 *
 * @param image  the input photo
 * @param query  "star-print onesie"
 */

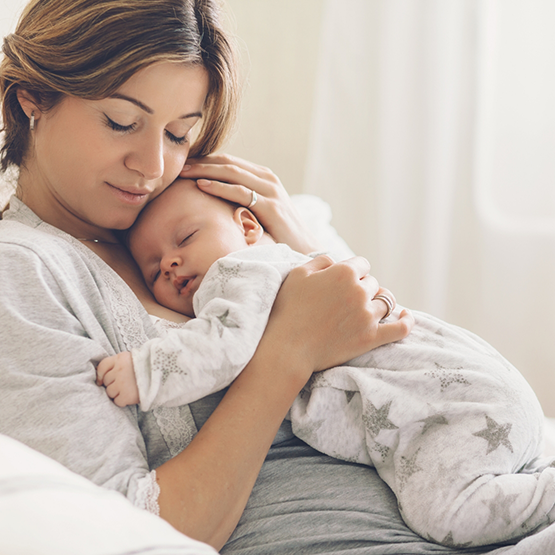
xmin=130 ymin=243 xmax=555 ymax=548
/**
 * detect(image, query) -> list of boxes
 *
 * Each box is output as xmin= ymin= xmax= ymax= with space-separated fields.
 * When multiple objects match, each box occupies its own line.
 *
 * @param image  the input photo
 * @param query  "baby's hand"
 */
xmin=96 ymin=352 xmax=139 ymax=407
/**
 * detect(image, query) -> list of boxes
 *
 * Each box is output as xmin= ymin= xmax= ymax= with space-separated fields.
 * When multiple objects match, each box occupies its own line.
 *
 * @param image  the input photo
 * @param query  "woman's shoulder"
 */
xmin=1 ymin=197 xmax=76 ymax=256
xmin=1 ymin=198 xmax=122 ymax=306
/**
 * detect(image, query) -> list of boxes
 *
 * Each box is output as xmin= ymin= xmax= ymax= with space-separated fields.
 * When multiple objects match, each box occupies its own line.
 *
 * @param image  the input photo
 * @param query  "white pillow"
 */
xmin=0 ymin=433 xmax=216 ymax=555
xmin=291 ymin=194 xmax=355 ymax=261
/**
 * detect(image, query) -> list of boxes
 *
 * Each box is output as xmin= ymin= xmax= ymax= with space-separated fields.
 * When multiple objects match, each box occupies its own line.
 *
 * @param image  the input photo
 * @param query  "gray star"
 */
xmin=439 ymin=532 xmax=473 ymax=548
xmin=217 ymin=309 xmax=240 ymax=329
xmin=362 ymin=399 xmax=398 ymax=437
xmin=212 ymin=309 xmax=240 ymax=338
xmin=215 ymin=261 xmax=241 ymax=292
xmin=371 ymin=441 xmax=391 ymax=462
xmin=397 ymin=448 xmax=423 ymax=490
xmin=152 ymin=350 xmax=187 ymax=384
xmin=345 ymin=390 xmax=357 ymax=403
xmin=254 ymin=275 xmax=274 ymax=313
xmin=473 ymin=415 xmax=513 ymax=454
xmin=418 ymin=413 xmax=448 ymax=435
xmin=483 ymin=483 xmax=520 ymax=525
xmin=426 ymin=363 xmax=471 ymax=392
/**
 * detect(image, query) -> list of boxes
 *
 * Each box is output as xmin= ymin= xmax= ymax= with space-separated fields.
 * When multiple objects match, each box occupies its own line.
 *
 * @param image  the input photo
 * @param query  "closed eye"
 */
xmin=166 ymin=130 xmax=188 ymax=146
xmin=179 ymin=231 xmax=196 ymax=245
xmin=105 ymin=115 xmax=188 ymax=145
xmin=105 ymin=115 xmax=137 ymax=134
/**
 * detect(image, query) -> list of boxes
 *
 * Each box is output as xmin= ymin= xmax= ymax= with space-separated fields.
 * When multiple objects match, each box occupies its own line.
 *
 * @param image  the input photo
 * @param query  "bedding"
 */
xmin=0 ymin=432 xmax=216 ymax=555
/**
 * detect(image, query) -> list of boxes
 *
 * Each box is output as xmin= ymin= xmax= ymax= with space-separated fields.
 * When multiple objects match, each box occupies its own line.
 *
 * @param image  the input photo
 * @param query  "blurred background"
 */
xmin=2 ymin=0 xmax=555 ymax=416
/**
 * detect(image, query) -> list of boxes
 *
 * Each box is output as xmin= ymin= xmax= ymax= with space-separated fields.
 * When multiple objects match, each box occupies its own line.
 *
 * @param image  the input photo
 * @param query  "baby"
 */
xmin=97 ymin=178 xmax=555 ymax=548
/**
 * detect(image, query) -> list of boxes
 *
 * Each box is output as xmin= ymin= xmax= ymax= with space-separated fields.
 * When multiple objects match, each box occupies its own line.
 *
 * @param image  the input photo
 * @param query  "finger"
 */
xmin=182 ymin=160 xmax=257 ymax=186
xmin=96 ymin=361 xmax=109 ymax=385
xmin=101 ymin=370 xmax=116 ymax=387
xmin=374 ymin=308 xmax=414 ymax=347
xmin=183 ymin=164 xmax=276 ymax=198
xmin=186 ymin=153 xmax=271 ymax=176
xmin=299 ymin=253 xmax=336 ymax=273
xmin=105 ymin=382 xmax=120 ymax=400
xmin=372 ymin=287 xmax=396 ymax=320
xmin=196 ymin=179 xmax=262 ymax=209
xmin=113 ymin=393 xmax=128 ymax=408
xmin=340 ymin=256 xmax=372 ymax=280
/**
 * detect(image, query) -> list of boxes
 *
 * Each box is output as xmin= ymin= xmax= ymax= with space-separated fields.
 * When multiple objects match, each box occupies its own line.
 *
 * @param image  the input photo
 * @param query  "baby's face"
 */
xmin=129 ymin=179 xmax=252 ymax=317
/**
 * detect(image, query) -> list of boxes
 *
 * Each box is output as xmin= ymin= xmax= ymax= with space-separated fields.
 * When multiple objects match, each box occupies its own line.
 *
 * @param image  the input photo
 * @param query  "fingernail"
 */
xmin=197 ymin=179 xmax=211 ymax=186
xmin=182 ymin=165 xmax=191 ymax=171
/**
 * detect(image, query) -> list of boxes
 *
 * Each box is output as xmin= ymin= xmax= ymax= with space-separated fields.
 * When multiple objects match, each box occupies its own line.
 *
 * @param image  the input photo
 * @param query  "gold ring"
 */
xmin=247 ymin=189 xmax=258 ymax=209
xmin=374 ymin=293 xmax=394 ymax=319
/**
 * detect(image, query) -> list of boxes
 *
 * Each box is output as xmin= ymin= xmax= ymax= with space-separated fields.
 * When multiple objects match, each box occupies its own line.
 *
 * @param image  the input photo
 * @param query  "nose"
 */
xmin=125 ymin=131 xmax=164 ymax=180
xmin=160 ymin=253 xmax=182 ymax=276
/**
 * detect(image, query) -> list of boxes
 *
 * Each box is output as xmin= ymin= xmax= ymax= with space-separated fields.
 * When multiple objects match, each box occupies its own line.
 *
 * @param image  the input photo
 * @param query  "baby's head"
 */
xmin=128 ymin=178 xmax=272 ymax=317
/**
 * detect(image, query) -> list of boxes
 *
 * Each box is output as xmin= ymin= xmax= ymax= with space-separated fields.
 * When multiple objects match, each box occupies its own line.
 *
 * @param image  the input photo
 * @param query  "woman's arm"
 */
xmin=154 ymin=255 xmax=414 ymax=549
xmin=181 ymin=154 xmax=322 ymax=254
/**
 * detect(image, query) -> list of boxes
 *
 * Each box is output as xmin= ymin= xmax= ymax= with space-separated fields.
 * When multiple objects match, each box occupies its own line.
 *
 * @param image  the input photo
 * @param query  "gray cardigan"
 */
xmin=0 ymin=197 xmax=197 ymax=511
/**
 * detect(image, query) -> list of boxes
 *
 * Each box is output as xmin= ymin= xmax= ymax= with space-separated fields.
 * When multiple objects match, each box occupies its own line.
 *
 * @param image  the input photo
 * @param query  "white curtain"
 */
xmin=304 ymin=0 xmax=555 ymax=415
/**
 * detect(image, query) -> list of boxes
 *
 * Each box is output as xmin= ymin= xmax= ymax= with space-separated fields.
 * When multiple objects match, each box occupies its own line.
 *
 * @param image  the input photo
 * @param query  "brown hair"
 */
xmin=0 ymin=0 xmax=239 ymax=172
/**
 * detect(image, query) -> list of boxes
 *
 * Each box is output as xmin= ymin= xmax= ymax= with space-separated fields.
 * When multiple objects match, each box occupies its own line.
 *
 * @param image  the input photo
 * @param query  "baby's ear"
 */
xmin=233 ymin=207 xmax=264 ymax=245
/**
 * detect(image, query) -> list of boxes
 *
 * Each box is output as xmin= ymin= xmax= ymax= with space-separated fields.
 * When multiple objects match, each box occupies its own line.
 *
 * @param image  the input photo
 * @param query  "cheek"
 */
xmin=159 ymin=146 xmax=191 ymax=189
xmin=40 ymin=119 xmax=108 ymax=181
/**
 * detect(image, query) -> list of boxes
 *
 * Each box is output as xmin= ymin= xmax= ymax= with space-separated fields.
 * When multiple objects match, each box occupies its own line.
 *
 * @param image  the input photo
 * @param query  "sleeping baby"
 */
xmin=96 ymin=178 xmax=555 ymax=548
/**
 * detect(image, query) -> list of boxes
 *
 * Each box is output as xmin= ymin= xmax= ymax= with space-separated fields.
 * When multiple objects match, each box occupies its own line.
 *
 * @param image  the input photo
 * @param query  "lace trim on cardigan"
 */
xmin=68 ymin=241 xmax=199 ymax=458
xmin=153 ymin=405 xmax=197 ymax=456
xmin=134 ymin=470 xmax=161 ymax=515
xmin=27 ymin=220 xmax=198 ymax=506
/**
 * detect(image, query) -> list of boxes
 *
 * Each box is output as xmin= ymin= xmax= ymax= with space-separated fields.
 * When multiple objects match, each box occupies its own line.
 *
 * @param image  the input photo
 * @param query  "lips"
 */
xmin=174 ymin=275 xmax=195 ymax=295
xmin=106 ymin=182 xmax=152 ymax=205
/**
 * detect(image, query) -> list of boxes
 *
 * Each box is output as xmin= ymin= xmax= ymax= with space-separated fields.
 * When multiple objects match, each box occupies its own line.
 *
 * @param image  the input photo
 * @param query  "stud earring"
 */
xmin=29 ymin=111 xmax=35 ymax=131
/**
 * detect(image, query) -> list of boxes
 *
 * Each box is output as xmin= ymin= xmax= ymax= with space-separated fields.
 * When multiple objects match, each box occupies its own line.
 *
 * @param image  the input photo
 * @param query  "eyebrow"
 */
xmin=109 ymin=93 xmax=203 ymax=120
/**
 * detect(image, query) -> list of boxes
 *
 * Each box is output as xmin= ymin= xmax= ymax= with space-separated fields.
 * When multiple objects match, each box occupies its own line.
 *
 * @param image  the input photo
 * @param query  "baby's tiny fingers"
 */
xmin=96 ymin=360 xmax=110 ymax=385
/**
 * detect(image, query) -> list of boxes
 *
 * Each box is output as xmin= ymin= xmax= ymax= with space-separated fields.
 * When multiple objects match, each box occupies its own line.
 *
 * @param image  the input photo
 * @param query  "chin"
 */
xmin=108 ymin=211 xmax=143 ymax=231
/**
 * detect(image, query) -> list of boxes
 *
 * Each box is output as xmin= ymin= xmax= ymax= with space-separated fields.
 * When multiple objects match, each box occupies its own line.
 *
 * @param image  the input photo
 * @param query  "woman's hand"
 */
xmin=266 ymin=255 xmax=414 ymax=374
xmin=181 ymin=154 xmax=321 ymax=254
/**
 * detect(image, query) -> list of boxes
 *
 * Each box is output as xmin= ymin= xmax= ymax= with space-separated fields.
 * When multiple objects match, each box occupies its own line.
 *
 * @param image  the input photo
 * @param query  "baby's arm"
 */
xmin=128 ymin=246 xmax=307 ymax=412
xmin=96 ymin=352 xmax=139 ymax=407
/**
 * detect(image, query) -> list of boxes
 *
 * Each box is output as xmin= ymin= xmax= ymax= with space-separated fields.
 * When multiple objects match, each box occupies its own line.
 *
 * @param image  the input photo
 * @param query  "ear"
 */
xmin=233 ymin=207 xmax=264 ymax=246
xmin=16 ymin=89 xmax=42 ymax=123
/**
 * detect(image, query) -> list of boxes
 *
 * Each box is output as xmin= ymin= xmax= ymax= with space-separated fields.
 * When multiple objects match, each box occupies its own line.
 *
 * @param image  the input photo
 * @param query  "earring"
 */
xmin=29 ymin=111 xmax=35 ymax=131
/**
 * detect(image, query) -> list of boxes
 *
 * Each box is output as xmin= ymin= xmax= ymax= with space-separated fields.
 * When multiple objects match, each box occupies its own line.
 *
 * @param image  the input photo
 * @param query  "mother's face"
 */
xmin=18 ymin=62 xmax=208 ymax=233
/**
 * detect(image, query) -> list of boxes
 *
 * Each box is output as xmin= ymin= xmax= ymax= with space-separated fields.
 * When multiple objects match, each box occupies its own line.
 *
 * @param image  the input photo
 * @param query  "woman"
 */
xmin=0 ymin=1 xmax=520 ymax=553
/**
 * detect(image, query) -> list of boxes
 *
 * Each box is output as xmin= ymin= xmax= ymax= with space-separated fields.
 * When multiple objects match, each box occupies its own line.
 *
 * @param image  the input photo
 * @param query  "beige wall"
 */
xmin=224 ymin=0 xmax=324 ymax=194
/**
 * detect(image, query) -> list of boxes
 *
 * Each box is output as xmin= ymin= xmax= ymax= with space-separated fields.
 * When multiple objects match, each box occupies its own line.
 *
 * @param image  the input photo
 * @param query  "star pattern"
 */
xmin=211 ymin=309 xmax=241 ymax=338
xmin=362 ymin=399 xmax=398 ymax=437
xmin=254 ymin=274 xmax=274 ymax=313
xmin=482 ymin=483 xmax=520 ymax=526
xmin=439 ymin=532 xmax=473 ymax=548
xmin=152 ymin=350 xmax=187 ymax=384
xmin=426 ymin=363 xmax=471 ymax=392
xmin=473 ymin=415 xmax=513 ymax=454
xmin=371 ymin=441 xmax=391 ymax=462
xmin=397 ymin=448 xmax=423 ymax=490
xmin=214 ymin=261 xmax=241 ymax=292
xmin=418 ymin=413 xmax=448 ymax=435
xmin=345 ymin=390 xmax=357 ymax=403
xmin=217 ymin=309 xmax=239 ymax=329
xmin=306 ymin=372 xmax=335 ymax=391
